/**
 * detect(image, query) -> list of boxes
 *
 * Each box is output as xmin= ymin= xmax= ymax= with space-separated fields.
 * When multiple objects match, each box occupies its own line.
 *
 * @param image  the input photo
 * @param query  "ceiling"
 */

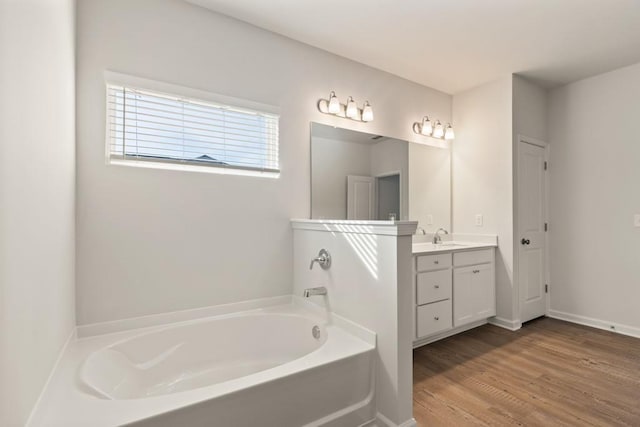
xmin=186 ymin=0 xmax=640 ymax=94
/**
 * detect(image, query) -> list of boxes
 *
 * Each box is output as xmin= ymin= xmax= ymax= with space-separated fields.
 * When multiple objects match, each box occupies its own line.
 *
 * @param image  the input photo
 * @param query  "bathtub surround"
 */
xmin=0 ymin=1 xmax=76 ymax=425
xmin=76 ymin=0 xmax=451 ymax=325
xmin=548 ymin=62 xmax=640 ymax=336
xmin=292 ymin=220 xmax=418 ymax=427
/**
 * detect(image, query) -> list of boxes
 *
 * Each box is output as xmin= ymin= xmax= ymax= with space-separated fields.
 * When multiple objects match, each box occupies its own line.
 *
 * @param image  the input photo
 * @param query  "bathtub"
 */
xmin=29 ymin=298 xmax=376 ymax=427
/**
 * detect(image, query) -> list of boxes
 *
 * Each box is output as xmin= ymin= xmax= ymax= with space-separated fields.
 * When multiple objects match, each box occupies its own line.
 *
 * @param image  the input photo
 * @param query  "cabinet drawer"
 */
xmin=416 ymin=253 xmax=452 ymax=271
xmin=417 ymin=300 xmax=452 ymax=338
xmin=417 ymin=270 xmax=452 ymax=305
xmin=453 ymin=249 xmax=493 ymax=267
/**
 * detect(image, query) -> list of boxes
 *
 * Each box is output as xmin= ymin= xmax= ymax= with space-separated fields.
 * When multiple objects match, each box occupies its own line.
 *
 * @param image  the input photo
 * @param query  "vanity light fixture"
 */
xmin=328 ymin=91 xmax=340 ymax=114
xmin=432 ymin=120 xmax=445 ymax=139
xmin=317 ymin=91 xmax=374 ymax=122
xmin=444 ymin=123 xmax=455 ymax=140
xmin=362 ymin=101 xmax=374 ymax=122
xmin=412 ymin=116 xmax=454 ymax=140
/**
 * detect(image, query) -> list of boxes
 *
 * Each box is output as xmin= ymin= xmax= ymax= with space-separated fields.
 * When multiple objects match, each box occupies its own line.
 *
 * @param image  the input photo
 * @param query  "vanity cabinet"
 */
xmin=413 ymin=247 xmax=496 ymax=343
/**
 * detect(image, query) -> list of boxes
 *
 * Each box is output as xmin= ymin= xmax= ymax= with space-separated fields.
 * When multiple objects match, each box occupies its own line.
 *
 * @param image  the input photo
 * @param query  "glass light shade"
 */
xmin=362 ymin=102 xmax=374 ymax=122
xmin=328 ymin=91 xmax=340 ymax=114
xmin=433 ymin=120 xmax=444 ymax=138
xmin=444 ymin=124 xmax=455 ymax=140
xmin=346 ymin=96 xmax=358 ymax=118
xmin=420 ymin=116 xmax=432 ymax=135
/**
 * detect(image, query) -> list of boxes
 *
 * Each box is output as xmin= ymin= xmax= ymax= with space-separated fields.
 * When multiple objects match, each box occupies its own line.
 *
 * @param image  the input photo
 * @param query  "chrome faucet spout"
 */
xmin=303 ymin=286 xmax=327 ymax=298
xmin=432 ymin=227 xmax=449 ymax=244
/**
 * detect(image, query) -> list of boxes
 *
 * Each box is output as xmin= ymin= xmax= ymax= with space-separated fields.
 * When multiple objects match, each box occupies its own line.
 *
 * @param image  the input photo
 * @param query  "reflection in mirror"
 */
xmin=310 ymin=123 xmax=451 ymax=232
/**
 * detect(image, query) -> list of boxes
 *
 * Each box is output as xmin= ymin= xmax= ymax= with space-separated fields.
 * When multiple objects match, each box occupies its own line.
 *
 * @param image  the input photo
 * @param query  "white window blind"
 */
xmin=107 ymin=83 xmax=279 ymax=175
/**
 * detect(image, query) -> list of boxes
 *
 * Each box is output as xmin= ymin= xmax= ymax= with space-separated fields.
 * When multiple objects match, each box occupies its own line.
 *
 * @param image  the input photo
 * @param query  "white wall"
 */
xmin=452 ymin=77 xmax=515 ymax=321
xmin=371 ymin=138 xmax=409 ymax=219
xmin=0 ymin=1 xmax=76 ymax=425
xmin=548 ymin=62 xmax=640 ymax=332
xmin=76 ymin=0 xmax=451 ymax=325
xmin=311 ymin=137 xmax=372 ymax=219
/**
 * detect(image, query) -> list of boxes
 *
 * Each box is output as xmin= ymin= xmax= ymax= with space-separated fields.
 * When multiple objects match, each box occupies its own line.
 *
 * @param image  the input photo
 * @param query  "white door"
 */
xmin=518 ymin=140 xmax=547 ymax=323
xmin=347 ymin=175 xmax=375 ymax=220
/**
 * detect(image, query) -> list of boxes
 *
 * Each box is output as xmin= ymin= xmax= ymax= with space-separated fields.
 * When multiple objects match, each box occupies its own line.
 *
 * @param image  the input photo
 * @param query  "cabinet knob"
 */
xmin=434 ymin=284 xmax=440 ymax=289
xmin=434 ymin=316 xmax=439 ymax=321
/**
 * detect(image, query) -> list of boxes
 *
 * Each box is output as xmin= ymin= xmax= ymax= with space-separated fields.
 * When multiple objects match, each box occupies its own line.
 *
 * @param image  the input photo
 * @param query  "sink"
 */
xmin=437 ymin=243 xmax=466 ymax=248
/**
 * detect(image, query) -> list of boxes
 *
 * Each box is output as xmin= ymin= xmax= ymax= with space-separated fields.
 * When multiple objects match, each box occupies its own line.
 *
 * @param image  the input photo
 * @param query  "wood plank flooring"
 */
xmin=413 ymin=317 xmax=640 ymax=426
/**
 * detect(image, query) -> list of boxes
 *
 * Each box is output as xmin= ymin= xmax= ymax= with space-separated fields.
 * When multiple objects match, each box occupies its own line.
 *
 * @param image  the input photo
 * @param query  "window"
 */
xmin=106 ymin=74 xmax=279 ymax=177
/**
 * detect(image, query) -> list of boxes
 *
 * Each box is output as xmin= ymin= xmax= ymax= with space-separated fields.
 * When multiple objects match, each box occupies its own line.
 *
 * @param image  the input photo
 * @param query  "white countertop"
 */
xmin=412 ymin=241 xmax=497 ymax=255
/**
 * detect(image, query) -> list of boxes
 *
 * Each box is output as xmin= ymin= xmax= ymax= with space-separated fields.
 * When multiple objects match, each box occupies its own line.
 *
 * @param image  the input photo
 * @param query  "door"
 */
xmin=518 ymin=139 xmax=547 ymax=323
xmin=453 ymin=264 xmax=495 ymax=327
xmin=347 ymin=175 xmax=375 ymax=220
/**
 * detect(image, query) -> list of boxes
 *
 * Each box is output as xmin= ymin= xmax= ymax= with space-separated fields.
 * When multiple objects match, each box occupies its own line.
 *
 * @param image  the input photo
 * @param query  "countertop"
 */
xmin=412 ymin=241 xmax=497 ymax=255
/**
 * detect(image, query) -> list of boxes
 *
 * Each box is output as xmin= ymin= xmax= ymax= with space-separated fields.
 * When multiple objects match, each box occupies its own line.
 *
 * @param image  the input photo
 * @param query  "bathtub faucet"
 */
xmin=309 ymin=249 xmax=331 ymax=270
xmin=303 ymin=286 xmax=327 ymax=298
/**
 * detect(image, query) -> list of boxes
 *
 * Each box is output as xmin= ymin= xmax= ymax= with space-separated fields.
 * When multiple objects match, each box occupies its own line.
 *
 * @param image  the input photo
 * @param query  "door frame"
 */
xmin=374 ymin=170 xmax=403 ymax=220
xmin=515 ymin=134 xmax=550 ymax=322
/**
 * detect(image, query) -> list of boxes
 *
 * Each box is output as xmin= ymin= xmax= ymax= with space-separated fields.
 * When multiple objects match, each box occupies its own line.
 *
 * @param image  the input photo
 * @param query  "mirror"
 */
xmin=310 ymin=123 xmax=451 ymax=232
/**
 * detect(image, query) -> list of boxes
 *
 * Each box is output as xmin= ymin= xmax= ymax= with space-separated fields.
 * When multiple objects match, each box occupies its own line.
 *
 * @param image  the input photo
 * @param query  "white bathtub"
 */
xmin=29 ymin=298 xmax=377 ymax=427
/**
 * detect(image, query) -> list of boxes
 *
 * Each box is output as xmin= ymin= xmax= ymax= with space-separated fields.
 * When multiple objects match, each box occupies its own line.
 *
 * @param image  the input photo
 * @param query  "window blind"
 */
xmin=107 ymin=84 xmax=279 ymax=174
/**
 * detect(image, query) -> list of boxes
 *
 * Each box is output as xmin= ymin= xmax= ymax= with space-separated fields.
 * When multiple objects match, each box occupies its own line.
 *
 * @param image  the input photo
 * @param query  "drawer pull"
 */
xmin=434 ymin=260 xmax=439 ymax=264
xmin=434 ymin=316 xmax=440 ymax=321
xmin=434 ymin=284 xmax=440 ymax=289
xmin=473 ymin=269 xmax=480 ymax=273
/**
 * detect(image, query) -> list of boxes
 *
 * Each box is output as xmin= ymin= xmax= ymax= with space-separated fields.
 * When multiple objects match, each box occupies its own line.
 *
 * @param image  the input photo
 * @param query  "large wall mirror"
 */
xmin=310 ymin=123 xmax=451 ymax=232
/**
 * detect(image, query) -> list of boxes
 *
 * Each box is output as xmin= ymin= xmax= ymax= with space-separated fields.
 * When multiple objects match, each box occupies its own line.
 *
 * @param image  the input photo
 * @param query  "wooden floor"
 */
xmin=413 ymin=317 xmax=640 ymax=426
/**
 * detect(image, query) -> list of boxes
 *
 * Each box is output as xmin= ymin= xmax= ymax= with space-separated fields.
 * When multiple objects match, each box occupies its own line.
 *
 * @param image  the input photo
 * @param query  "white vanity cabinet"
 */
xmin=413 ymin=246 xmax=496 ymax=344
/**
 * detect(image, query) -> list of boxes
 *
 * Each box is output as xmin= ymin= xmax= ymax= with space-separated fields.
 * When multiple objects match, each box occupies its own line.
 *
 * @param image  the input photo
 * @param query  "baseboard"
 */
xmin=373 ymin=412 xmax=417 ymax=427
xmin=488 ymin=316 xmax=522 ymax=331
xmin=413 ymin=319 xmax=488 ymax=348
xmin=77 ymin=295 xmax=292 ymax=337
xmin=26 ymin=327 xmax=76 ymax=427
xmin=548 ymin=310 xmax=640 ymax=339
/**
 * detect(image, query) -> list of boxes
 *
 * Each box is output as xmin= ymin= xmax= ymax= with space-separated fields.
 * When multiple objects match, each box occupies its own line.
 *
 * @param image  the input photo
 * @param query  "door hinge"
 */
xmin=544 ymin=161 xmax=548 ymax=171
xmin=545 ymin=284 xmax=549 ymax=293
xmin=544 ymin=222 xmax=548 ymax=232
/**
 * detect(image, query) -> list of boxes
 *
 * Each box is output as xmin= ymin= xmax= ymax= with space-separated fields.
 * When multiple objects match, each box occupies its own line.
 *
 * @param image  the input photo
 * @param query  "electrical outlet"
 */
xmin=426 ymin=214 xmax=433 ymax=225
xmin=475 ymin=214 xmax=483 ymax=227
xmin=634 ymin=214 xmax=640 ymax=227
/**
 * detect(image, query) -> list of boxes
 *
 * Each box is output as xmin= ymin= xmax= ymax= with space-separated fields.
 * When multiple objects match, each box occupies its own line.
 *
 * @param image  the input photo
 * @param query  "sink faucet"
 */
xmin=309 ymin=249 xmax=331 ymax=270
xmin=303 ymin=286 xmax=327 ymax=297
xmin=416 ymin=227 xmax=427 ymax=235
xmin=432 ymin=228 xmax=449 ymax=244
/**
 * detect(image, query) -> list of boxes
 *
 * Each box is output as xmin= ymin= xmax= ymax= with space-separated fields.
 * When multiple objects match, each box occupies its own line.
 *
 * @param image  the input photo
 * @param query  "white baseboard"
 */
xmin=413 ymin=319 xmax=488 ymax=348
xmin=488 ymin=316 xmax=522 ymax=331
xmin=26 ymin=328 xmax=76 ymax=427
xmin=77 ymin=295 xmax=292 ymax=337
xmin=548 ymin=310 xmax=640 ymax=339
xmin=374 ymin=412 xmax=417 ymax=427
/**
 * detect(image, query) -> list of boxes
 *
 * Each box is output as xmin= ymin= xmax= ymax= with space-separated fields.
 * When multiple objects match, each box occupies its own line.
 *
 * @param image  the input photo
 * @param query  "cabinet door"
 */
xmin=453 ymin=264 xmax=495 ymax=327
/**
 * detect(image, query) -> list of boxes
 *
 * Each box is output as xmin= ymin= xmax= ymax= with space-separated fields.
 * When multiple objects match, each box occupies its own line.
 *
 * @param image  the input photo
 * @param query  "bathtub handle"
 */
xmin=309 ymin=249 xmax=332 ymax=270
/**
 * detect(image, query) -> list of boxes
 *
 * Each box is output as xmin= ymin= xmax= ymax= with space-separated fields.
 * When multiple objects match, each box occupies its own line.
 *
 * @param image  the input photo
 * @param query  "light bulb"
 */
xmin=362 ymin=101 xmax=374 ymax=122
xmin=444 ymin=123 xmax=455 ymax=140
xmin=328 ymin=91 xmax=340 ymax=114
xmin=420 ymin=116 xmax=432 ymax=136
xmin=433 ymin=120 xmax=444 ymax=138
xmin=346 ymin=96 xmax=358 ymax=119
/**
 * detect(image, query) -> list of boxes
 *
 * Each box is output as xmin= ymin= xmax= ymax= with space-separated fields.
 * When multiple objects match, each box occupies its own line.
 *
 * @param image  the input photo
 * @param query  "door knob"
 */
xmin=521 ymin=238 xmax=530 ymax=245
